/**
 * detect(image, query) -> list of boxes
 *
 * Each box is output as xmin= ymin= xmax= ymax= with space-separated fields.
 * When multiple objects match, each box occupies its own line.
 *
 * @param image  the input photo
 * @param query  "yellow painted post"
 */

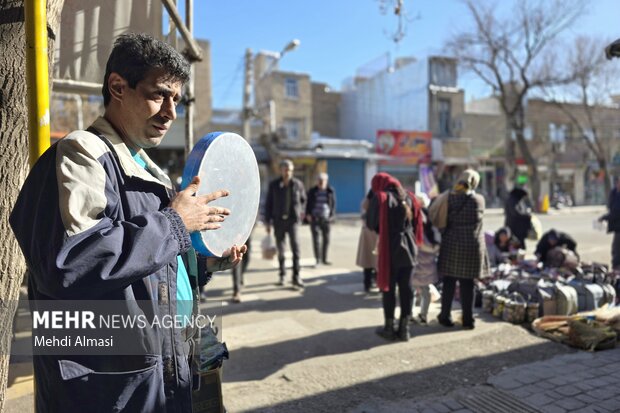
xmin=540 ymin=194 xmax=550 ymax=213
xmin=25 ymin=0 xmax=51 ymax=168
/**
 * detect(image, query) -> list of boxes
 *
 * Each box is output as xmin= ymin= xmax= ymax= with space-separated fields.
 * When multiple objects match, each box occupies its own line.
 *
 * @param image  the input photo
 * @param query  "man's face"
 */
xmin=117 ymin=69 xmax=183 ymax=150
xmin=318 ymin=178 xmax=327 ymax=189
xmin=281 ymin=165 xmax=293 ymax=181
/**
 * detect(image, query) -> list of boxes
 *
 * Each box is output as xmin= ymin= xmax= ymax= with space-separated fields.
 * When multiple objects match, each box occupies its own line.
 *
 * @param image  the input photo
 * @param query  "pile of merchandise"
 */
xmin=532 ymin=308 xmax=620 ymax=351
xmin=477 ymin=260 xmax=618 ymax=327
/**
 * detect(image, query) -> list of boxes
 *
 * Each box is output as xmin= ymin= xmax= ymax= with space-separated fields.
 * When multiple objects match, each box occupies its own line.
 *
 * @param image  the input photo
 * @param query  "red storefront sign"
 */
xmin=376 ymin=130 xmax=432 ymax=165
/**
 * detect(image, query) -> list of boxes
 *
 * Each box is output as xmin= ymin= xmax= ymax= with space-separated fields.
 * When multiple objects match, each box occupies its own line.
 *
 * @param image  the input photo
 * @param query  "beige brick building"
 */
xmin=312 ymin=82 xmax=341 ymax=138
xmin=459 ymin=96 xmax=620 ymax=205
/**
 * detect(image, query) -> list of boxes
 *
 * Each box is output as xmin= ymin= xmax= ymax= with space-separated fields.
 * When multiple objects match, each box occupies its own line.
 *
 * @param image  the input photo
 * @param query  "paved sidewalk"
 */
xmin=488 ymin=348 xmax=620 ymax=413
xmin=355 ymin=348 xmax=620 ymax=413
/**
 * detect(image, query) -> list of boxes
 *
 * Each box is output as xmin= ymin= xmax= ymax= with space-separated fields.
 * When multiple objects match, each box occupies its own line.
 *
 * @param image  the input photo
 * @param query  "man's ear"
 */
xmin=107 ymin=72 xmax=127 ymax=102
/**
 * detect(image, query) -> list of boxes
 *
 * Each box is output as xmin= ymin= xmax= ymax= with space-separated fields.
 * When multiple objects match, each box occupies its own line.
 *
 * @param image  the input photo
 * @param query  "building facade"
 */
xmin=460 ymin=95 xmax=620 ymax=206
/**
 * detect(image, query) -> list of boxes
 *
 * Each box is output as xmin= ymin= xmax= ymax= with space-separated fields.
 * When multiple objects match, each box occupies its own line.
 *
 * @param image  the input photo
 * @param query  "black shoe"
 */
xmin=418 ymin=314 xmax=428 ymax=325
xmin=376 ymin=318 xmax=395 ymax=341
xmin=276 ymin=277 xmax=285 ymax=286
xmin=462 ymin=321 xmax=475 ymax=330
xmin=322 ymin=260 xmax=332 ymax=266
xmin=292 ymin=279 xmax=305 ymax=290
xmin=397 ymin=318 xmax=410 ymax=341
xmin=437 ymin=315 xmax=455 ymax=327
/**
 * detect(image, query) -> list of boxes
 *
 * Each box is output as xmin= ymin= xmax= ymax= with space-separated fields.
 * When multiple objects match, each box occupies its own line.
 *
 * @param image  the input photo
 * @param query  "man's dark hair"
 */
xmin=102 ymin=33 xmax=190 ymax=106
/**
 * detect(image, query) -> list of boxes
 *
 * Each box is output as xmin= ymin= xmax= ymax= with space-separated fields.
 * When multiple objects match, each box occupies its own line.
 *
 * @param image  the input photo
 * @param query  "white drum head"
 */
xmin=182 ymin=132 xmax=260 ymax=257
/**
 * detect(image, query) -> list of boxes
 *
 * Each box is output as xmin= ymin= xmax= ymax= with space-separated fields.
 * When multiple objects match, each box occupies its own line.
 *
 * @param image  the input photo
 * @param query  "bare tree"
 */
xmin=0 ymin=0 xmax=64 ymax=408
xmin=446 ymin=0 xmax=583 ymax=208
xmin=544 ymin=36 xmax=620 ymax=199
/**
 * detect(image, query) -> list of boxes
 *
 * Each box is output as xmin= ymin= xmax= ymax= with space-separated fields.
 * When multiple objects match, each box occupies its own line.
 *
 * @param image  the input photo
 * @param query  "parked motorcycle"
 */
xmin=551 ymin=190 xmax=574 ymax=209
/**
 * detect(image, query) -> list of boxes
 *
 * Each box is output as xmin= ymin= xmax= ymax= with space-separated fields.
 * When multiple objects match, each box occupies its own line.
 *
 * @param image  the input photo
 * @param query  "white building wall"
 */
xmin=340 ymin=58 xmax=429 ymax=143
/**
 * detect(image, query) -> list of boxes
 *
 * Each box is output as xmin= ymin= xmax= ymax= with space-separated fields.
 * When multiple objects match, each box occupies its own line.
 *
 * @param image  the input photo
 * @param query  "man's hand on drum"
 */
xmin=170 ymin=176 xmax=230 ymax=232
xmin=222 ymin=244 xmax=248 ymax=266
xmin=206 ymin=244 xmax=248 ymax=272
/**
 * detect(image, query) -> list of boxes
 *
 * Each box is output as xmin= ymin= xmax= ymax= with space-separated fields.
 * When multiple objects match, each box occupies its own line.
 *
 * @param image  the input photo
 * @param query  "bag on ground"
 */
xmin=527 ymin=215 xmax=542 ymax=241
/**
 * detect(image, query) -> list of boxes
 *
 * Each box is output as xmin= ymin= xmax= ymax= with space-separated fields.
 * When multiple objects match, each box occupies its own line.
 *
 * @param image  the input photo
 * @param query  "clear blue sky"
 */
xmin=174 ymin=0 xmax=619 ymax=109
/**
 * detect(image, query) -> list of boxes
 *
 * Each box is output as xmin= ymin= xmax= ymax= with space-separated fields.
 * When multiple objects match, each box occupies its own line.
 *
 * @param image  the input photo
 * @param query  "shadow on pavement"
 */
xmin=203 ymin=271 xmax=383 ymax=316
xmin=235 ymin=341 xmax=572 ymax=413
xmin=224 ymin=324 xmax=462 ymax=383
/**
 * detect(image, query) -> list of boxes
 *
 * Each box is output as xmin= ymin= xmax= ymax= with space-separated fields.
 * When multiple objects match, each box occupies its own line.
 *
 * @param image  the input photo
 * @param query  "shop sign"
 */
xmin=376 ymin=130 xmax=432 ymax=165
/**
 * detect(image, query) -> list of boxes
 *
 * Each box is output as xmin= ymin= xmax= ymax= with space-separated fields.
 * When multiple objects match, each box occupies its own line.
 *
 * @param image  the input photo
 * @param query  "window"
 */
xmin=549 ymin=123 xmax=566 ymax=143
xmin=430 ymin=60 xmax=457 ymax=87
xmin=511 ymin=125 xmax=533 ymax=141
xmin=285 ymin=78 xmax=299 ymax=99
xmin=438 ymin=98 xmax=451 ymax=137
xmin=524 ymin=126 xmax=533 ymax=141
xmin=283 ymin=118 xmax=302 ymax=140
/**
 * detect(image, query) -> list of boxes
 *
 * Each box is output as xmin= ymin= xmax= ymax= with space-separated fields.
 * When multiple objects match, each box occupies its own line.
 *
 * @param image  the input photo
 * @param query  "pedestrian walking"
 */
xmin=411 ymin=200 xmax=440 ymax=325
xmin=306 ymin=172 xmax=336 ymax=266
xmin=264 ymin=159 xmax=307 ymax=288
xmin=599 ymin=177 xmax=620 ymax=270
xmin=231 ymin=236 xmax=252 ymax=302
xmin=9 ymin=33 xmax=246 ymax=412
xmin=356 ymin=190 xmax=378 ymax=292
xmin=367 ymin=173 xmax=423 ymax=341
xmin=504 ymin=187 xmax=532 ymax=248
xmin=437 ymin=169 xmax=489 ymax=330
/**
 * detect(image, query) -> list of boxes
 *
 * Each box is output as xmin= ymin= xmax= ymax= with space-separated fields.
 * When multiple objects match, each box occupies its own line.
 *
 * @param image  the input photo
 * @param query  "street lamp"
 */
xmin=242 ymin=39 xmax=300 ymax=140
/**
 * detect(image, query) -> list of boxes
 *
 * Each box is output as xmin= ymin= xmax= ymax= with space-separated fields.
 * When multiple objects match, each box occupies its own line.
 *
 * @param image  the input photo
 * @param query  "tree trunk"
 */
xmin=513 ymin=124 xmax=541 ymax=212
xmin=0 ymin=0 xmax=64 ymax=409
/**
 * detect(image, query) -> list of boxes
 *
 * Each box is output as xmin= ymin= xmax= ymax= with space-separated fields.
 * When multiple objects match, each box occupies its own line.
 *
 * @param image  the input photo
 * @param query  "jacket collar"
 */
xmin=91 ymin=117 xmax=173 ymax=189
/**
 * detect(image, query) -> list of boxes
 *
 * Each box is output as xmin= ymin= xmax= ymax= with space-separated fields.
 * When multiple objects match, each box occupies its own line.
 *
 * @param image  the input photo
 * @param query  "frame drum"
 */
xmin=181 ymin=132 xmax=260 ymax=257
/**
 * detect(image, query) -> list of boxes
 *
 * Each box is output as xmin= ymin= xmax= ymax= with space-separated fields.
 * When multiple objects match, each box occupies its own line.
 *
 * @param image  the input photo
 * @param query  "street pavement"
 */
xmin=6 ymin=206 xmax=619 ymax=412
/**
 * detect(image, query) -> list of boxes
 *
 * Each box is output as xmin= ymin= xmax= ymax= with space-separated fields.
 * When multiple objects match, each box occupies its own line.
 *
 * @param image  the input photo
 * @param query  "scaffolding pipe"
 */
xmin=161 ymin=0 xmax=202 ymax=61
xmin=184 ymin=0 xmax=195 ymax=157
xmin=25 ymin=0 xmax=51 ymax=168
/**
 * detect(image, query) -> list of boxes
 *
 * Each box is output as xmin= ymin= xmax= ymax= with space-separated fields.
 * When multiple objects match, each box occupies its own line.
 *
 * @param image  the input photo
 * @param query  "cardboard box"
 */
xmin=192 ymin=367 xmax=224 ymax=413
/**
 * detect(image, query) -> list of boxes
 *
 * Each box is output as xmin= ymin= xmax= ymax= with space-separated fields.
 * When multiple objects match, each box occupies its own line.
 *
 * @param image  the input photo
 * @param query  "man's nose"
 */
xmin=160 ymin=97 xmax=177 ymax=121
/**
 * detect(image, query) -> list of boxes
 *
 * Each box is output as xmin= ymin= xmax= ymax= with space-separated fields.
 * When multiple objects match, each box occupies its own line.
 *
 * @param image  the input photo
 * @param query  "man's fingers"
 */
xmin=206 ymin=206 xmax=230 ymax=216
xmin=203 ymin=223 xmax=222 ymax=230
xmin=200 ymin=189 xmax=230 ymax=203
xmin=204 ymin=214 xmax=226 ymax=223
xmin=239 ymin=245 xmax=248 ymax=254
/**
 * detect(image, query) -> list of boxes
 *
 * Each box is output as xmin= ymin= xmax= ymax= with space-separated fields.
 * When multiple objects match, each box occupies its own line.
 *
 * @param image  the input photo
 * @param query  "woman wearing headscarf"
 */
xmin=367 ymin=173 xmax=423 ymax=341
xmin=437 ymin=169 xmax=489 ymax=330
xmin=504 ymin=188 xmax=532 ymax=248
xmin=486 ymin=227 xmax=521 ymax=266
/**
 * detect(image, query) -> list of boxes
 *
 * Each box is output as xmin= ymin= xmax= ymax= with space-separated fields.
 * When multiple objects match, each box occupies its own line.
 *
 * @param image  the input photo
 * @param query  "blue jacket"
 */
xmin=10 ymin=117 xmax=194 ymax=412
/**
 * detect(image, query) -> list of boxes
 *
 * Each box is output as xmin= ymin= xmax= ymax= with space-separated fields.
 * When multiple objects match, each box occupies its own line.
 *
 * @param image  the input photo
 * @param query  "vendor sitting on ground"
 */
xmin=486 ymin=227 xmax=522 ymax=266
xmin=535 ymin=229 xmax=578 ymax=265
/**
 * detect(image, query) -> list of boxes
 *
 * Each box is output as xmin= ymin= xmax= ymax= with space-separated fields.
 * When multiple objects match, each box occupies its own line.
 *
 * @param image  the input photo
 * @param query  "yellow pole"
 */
xmin=25 ymin=0 xmax=51 ymax=168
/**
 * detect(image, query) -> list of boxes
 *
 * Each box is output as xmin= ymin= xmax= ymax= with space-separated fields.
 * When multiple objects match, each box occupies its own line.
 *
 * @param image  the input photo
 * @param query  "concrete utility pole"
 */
xmin=242 ymin=48 xmax=253 ymax=141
